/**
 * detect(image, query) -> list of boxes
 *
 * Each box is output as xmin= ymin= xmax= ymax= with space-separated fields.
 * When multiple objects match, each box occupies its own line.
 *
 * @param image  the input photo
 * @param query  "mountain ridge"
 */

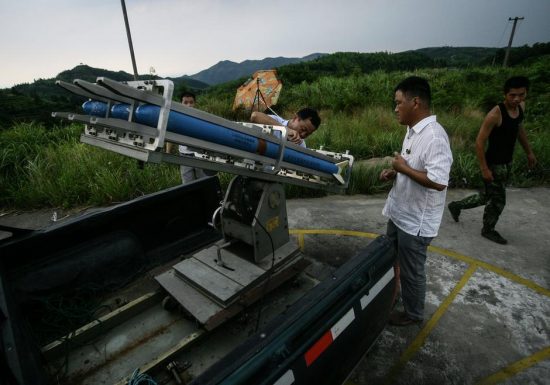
xmin=188 ymin=53 xmax=326 ymax=85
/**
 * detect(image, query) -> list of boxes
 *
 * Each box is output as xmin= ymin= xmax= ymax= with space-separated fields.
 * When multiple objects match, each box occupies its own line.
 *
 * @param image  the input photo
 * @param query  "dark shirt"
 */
xmin=485 ymin=103 xmax=523 ymax=165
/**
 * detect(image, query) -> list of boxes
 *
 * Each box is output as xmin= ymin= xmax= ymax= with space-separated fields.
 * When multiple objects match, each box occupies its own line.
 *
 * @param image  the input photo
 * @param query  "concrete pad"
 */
xmin=287 ymin=187 xmax=550 ymax=385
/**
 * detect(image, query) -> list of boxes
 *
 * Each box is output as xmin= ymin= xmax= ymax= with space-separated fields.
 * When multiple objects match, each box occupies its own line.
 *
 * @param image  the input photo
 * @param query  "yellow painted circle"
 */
xmin=290 ymin=229 xmax=550 ymax=298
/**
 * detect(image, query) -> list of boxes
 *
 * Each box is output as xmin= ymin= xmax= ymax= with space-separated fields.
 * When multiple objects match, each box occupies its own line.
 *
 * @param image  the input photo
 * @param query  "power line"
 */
xmin=496 ymin=19 xmax=511 ymax=47
xmin=491 ymin=19 xmax=511 ymax=66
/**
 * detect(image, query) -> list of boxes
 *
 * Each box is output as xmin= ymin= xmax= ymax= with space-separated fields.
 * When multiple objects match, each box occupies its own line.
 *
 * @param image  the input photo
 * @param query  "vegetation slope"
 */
xmin=0 ymin=45 xmax=548 ymax=209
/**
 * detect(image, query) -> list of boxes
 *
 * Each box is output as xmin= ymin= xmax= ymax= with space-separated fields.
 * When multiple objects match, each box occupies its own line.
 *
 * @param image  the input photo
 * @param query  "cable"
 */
xmin=128 ymin=368 xmax=158 ymax=385
xmin=265 ymin=105 xmax=281 ymax=118
xmin=496 ymin=19 xmax=511 ymax=47
xmin=253 ymin=213 xmax=277 ymax=333
xmin=489 ymin=19 xmax=512 ymax=66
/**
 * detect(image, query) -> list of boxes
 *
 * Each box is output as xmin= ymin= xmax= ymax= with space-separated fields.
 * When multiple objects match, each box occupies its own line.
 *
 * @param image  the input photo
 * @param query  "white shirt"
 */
xmin=269 ymin=114 xmax=306 ymax=148
xmin=382 ymin=115 xmax=453 ymax=237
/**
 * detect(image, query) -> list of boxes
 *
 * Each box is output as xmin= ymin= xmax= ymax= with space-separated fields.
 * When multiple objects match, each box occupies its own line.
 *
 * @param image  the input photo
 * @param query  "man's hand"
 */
xmin=527 ymin=152 xmax=537 ymax=169
xmin=287 ymin=128 xmax=303 ymax=145
xmin=380 ymin=168 xmax=396 ymax=181
xmin=392 ymin=152 xmax=408 ymax=173
xmin=387 ymin=151 xmax=447 ymax=191
xmin=481 ymin=168 xmax=494 ymax=183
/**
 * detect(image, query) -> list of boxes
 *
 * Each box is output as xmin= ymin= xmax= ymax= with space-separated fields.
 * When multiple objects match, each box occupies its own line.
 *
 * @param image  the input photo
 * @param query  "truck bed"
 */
xmin=0 ymin=177 xmax=395 ymax=385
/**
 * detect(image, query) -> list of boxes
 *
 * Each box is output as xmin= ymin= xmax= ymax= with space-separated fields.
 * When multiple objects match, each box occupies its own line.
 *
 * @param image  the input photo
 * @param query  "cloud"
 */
xmin=1 ymin=0 xmax=548 ymax=88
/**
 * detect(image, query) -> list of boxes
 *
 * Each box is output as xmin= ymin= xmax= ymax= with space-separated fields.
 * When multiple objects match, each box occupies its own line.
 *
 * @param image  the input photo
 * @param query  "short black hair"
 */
xmin=181 ymin=91 xmax=196 ymax=100
xmin=394 ymin=76 xmax=431 ymax=105
xmin=296 ymin=107 xmax=321 ymax=129
xmin=504 ymin=76 xmax=529 ymax=93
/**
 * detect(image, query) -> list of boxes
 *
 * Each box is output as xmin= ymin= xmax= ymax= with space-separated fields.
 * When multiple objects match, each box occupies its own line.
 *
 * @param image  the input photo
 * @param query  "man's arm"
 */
xmin=392 ymin=153 xmax=447 ymax=191
xmin=250 ymin=111 xmax=303 ymax=145
xmin=517 ymin=111 xmax=537 ymax=168
xmin=250 ymin=112 xmax=281 ymax=126
xmin=475 ymin=106 xmax=500 ymax=182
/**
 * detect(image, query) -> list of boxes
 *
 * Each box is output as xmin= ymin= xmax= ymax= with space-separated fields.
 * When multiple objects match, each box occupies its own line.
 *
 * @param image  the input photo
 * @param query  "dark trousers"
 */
xmin=453 ymin=164 xmax=510 ymax=231
xmin=386 ymin=220 xmax=433 ymax=320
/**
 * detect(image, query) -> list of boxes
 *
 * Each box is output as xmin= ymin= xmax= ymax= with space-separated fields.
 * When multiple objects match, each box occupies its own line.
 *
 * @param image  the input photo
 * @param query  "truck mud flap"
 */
xmin=191 ymin=235 xmax=395 ymax=385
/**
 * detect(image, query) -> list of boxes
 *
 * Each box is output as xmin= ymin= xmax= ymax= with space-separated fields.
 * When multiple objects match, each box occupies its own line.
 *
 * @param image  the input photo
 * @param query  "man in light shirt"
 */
xmin=176 ymin=92 xmax=216 ymax=183
xmin=250 ymin=107 xmax=321 ymax=148
xmin=379 ymin=76 xmax=453 ymax=326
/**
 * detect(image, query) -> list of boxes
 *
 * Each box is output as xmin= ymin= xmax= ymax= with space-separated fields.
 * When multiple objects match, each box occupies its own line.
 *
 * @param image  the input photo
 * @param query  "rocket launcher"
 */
xmin=52 ymin=78 xmax=353 ymax=193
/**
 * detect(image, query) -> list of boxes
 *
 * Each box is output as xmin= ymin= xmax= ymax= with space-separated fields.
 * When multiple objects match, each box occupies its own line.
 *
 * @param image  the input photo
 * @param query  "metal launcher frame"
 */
xmin=53 ymin=78 xmax=354 ymax=328
xmin=53 ymin=78 xmax=353 ymax=193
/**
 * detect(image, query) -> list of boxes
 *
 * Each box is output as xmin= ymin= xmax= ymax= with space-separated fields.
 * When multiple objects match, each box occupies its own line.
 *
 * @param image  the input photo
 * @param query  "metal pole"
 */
xmin=120 ymin=0 xmax=143 ymax=169
xmin=503 ymin=17 xmax=524 ymax=67
xmin=120 ymin=0 xmax=139 ymax=80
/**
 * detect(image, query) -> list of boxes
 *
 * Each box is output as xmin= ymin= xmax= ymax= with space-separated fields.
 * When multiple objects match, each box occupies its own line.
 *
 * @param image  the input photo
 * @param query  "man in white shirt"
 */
xmin=177 ymin=92 xmax=216 ymax=183
xmin=250 ymin=107 xmax=321 ymax=148
xmin=379 ymin=76 xmax=453 ymax=326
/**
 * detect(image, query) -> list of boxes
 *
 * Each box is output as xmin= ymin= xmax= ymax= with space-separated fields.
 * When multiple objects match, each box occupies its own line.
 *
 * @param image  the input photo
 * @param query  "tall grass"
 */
xmin=308 ymin=108 xmax=402 ymax=158
xmin=1 ymin=58 xmax=549 ymax=209
xmin=0 ymin=123 xmax=180 ymax=208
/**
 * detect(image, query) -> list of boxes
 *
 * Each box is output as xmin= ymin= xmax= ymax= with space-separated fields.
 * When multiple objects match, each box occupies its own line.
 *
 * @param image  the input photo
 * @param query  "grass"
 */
xmin=1 ymin=61 xmax=549 ymax=210
xmin=308 ymin=108 xmax=403 ymax=158
xmin=0 ymin=123 xmax=180 ymax=208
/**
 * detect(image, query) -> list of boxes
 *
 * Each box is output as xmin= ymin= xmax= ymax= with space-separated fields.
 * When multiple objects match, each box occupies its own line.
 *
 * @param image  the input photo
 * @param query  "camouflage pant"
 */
xmin=454 ymin=164 xmax=510 ymax=231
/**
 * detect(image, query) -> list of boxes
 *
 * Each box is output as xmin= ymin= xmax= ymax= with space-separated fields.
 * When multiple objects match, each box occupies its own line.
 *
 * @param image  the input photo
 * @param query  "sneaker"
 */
xmin=388 ymin=311 xmax=423 ymax=326
xmin=448 ymin=202 xmax=461 ymax=222
xmin=481 ymin=229 xmax=507 ymax=245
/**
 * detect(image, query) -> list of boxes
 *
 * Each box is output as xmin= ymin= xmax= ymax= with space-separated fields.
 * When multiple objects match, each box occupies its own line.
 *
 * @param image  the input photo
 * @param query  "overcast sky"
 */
xmin=1 ymin=0 xmax=549 ymax=88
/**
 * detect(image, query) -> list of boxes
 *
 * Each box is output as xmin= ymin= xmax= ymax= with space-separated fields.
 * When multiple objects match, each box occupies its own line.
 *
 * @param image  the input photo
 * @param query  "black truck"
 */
xmin=0 ymin=177 xmax=395 ymax=385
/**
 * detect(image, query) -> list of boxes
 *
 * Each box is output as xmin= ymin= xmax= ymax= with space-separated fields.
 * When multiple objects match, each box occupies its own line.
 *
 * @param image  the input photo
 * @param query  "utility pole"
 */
xmin=503 ymin=16 xmax=524 ymax=67
xmin=120 ymin=0 xmax=139 ymax=80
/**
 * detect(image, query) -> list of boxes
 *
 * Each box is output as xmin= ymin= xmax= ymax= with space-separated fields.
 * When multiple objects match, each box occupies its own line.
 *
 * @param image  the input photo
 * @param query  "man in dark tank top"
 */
xmin=447 ymin=76 xmax=537 ymax=244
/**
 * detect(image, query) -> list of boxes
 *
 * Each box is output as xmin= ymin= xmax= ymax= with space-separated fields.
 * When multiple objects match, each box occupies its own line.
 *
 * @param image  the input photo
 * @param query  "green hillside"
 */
xmin=200 ymin=53 xmax=550 ymax=122
xmin=0 ymin=65 xmax=209 ymax=129
xmin=2 ymin=44 xmax=548 ymax=129
xmin=415 ymin=43 xmax=550 ymax=67
xmin=200 ymin=43 xmax=550 ymax=119
xmin=1 ymin=50 xmax=548 ymax=209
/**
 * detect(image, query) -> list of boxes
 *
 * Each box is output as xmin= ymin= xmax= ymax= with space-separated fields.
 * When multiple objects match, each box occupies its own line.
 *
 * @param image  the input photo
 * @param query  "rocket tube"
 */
xmin=83 ymin=100 xmax=110 ymax=117
xmin=82 ymin=101 xmax=131 ymax=119
xmin=112 ymin=104 xmax=131 ymax=119
xmin=135 ymin=104 xmax=338 ymax=174
xmin=82 ymin=101 xmax=338 ymax=174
